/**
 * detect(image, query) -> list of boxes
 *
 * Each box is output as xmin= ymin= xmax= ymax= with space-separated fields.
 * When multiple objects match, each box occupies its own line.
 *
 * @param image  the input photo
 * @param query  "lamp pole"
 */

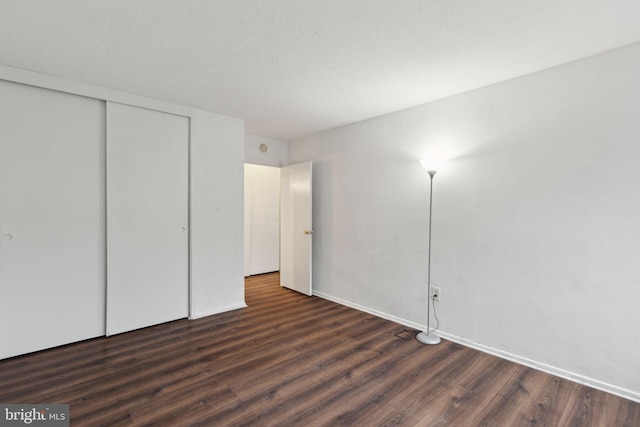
xmin=417 ymin=169 xmax=441 ymax=345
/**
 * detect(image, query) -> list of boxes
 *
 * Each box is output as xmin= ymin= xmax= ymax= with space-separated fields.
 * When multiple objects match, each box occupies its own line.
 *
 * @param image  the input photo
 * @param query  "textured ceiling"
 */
xmin=2 ymin=1 xmax=640 ymax=140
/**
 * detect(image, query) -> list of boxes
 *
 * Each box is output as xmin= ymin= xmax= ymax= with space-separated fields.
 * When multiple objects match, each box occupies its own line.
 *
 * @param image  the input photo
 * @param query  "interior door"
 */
xmin=106 ymin=102 xmax=189 ymax=336
xmin=0 ymin=81 xmax=106 ymax=359
xmin=280 ymin=162 xmax=313 ymax=295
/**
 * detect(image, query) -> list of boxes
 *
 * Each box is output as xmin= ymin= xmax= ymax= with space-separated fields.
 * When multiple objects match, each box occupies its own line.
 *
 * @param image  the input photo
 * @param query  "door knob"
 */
xmin=304 ymin=230 xmax=314 ymax=235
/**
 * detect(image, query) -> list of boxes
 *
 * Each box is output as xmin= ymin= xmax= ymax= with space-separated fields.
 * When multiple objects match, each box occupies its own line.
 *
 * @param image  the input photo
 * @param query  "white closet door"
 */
xmin=0 ymin=81 xmax=106 ymax=359
xmin=106 ymin=102 xmax=189 ymax=336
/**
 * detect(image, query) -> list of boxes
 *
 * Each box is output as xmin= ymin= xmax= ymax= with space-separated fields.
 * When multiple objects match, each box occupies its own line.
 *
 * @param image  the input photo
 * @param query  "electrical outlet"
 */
xmin=432 ymin=286 xmax=441 ymax=302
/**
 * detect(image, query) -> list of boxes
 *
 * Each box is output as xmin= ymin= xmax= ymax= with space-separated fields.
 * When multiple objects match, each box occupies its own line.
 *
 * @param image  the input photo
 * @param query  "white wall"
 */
xmin=245 ymin=132 xmax=288 ymax=166
xmin=191 ymin=110 xmax=246 ymax=317
xmin=288 ymin=42 xmax=640 ymax=401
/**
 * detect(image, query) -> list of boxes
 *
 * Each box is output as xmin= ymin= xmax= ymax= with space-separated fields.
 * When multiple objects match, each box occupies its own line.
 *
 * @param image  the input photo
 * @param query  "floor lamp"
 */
xmin=416 ymin=160 xmax=441 ymax=345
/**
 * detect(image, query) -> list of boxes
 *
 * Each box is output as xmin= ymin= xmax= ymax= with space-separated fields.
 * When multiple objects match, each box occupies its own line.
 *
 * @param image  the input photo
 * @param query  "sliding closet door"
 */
xmin=106 ymin=102 xmax=189 ymax=336
xmin=0 ymin=81 xmax=106 ymax=359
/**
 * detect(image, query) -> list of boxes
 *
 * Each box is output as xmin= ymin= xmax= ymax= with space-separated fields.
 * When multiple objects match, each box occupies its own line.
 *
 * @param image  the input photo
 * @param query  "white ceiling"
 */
xmin=2 ymin=1 xmax=640 ymax=140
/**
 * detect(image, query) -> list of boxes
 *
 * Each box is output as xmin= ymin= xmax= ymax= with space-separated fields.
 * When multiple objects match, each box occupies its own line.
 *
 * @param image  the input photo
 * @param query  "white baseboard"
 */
xmin=190 ymin=301 xmax=247 ymax=320
xmin=312 ymin=290 xmax=640 ymax=403
xmin=313 ymin=290 xmax=424 ymax=330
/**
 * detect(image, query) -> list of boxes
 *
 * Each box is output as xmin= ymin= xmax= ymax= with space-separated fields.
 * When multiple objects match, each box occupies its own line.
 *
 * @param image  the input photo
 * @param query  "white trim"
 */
xmin=188 ymin=117 xmax=193 ymax=320
xmin=312 ymin=290 xmax=640 ymax=403
xmin=189 ymin=302 xmax=248 ymax=320
xmin=313 ymin=290 xmax=423 ymax=330
xmin=436 ymin=331 xmax=640 ymax=404
xmin=0 ymin=65 xmax=193 ymax=117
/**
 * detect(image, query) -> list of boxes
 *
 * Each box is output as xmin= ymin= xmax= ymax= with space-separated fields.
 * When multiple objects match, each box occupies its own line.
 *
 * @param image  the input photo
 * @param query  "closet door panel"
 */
xmin=106 ymin=102 xmax=189 ymax=335
xmin=0 ymin=81 xmax=106 ymax=359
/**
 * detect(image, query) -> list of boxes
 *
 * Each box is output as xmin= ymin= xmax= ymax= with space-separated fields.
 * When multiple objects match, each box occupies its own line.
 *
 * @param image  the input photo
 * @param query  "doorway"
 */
xmin=244 ymin=161 xmax=313 ymax=295
xmin=244 ymin=164 xmax=281 ymax=276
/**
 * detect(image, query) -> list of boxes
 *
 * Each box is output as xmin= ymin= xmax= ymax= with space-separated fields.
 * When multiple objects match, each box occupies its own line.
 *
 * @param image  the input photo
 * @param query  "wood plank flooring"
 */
xmin=1 ymin=272 xmax=638 ymax=426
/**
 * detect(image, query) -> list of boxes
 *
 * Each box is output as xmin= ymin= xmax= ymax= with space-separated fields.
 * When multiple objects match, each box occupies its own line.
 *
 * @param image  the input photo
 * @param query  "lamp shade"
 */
xmin=420 ymin=158 xmax=444 ymax=173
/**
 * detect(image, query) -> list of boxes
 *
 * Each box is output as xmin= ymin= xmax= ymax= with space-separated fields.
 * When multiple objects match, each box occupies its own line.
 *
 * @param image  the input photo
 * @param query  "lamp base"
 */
xmin=416 ymin=331 xmax=441 ymax=345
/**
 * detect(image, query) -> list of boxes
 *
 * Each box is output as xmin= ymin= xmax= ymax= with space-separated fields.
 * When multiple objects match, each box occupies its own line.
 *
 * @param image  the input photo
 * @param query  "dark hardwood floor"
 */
xmin=1 ymin=272 xmax=638 ymax=426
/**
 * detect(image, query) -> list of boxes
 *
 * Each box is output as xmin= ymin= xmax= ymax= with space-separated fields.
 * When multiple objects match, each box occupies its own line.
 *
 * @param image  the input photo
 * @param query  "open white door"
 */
xmin=280 ymin=162 xmax=313 ymax=296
